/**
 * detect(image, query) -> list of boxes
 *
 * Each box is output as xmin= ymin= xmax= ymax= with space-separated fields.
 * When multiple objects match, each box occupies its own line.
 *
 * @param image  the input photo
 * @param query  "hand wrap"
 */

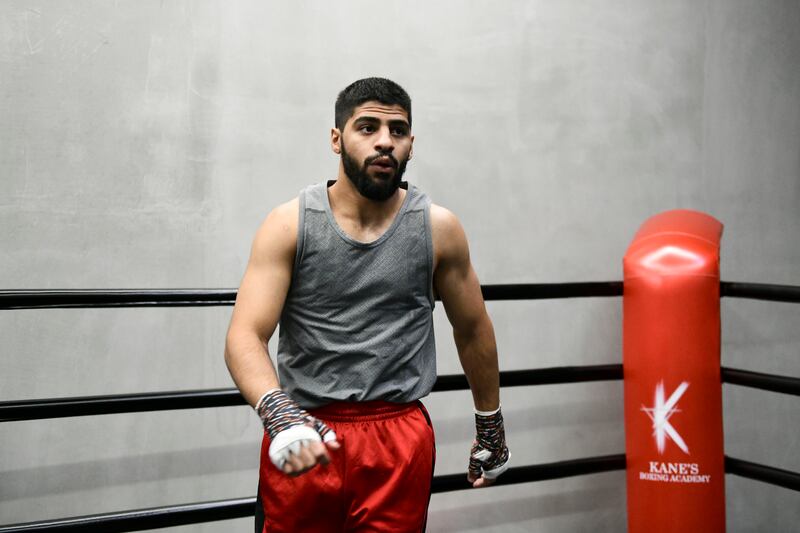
xmin=255 ymin=389 xmax=337 ymax=469
xmin=468 ymin=406 xmax=510 ymax=481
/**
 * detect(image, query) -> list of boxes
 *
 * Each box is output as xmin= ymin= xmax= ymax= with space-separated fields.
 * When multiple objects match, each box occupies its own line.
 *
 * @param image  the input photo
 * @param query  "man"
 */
xmin=225 ymin=77 xmax=509 ymax=532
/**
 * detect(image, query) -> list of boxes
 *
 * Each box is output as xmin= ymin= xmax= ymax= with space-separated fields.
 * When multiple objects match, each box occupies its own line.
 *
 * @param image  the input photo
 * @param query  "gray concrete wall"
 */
xmin=1 ymin=1 xmax=798 ymax=531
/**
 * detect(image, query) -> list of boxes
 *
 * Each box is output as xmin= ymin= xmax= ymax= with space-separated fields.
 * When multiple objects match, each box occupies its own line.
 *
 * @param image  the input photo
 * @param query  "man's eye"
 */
xmin=391 ymin=128 xmax=408 ymax=136
xmin=359 ymin=125 xmax=375 ymax=133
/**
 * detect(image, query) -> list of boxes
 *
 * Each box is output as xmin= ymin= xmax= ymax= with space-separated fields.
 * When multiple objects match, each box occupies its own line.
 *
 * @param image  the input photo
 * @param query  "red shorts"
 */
xmin=256 ymin=400 xmax=436 ymax=533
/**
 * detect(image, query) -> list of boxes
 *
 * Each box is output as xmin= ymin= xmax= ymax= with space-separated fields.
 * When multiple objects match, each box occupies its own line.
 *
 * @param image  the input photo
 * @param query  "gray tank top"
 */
xmin=277 ymin=181 xmax=437 ymax=409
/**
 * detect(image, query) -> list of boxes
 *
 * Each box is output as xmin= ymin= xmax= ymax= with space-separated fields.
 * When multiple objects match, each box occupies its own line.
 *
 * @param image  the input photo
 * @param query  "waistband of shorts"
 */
xmin=310 ymin=400 xmax=421 ymax=422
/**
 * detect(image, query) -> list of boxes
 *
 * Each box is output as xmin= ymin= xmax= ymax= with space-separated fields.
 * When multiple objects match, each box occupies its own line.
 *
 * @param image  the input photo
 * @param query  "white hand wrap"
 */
xmin=268 ymin=424 xmax=338 ymax=469
xmin=255 ymin=389 xmax=338 ymax=470
xmin=471 ymin=448 xmax=511 ymax=479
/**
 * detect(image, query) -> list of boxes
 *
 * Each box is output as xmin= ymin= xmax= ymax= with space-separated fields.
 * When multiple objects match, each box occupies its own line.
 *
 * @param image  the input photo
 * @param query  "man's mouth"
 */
xmin=368 ymin=155 xmax=397 ymax=169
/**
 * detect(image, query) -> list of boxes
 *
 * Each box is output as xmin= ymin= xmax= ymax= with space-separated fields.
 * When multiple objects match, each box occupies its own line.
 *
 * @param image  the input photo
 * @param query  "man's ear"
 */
xmin=331 ymin=128 xmax=342 ymax=154
xmin=408 ymin=135 xmax=415 ymax=160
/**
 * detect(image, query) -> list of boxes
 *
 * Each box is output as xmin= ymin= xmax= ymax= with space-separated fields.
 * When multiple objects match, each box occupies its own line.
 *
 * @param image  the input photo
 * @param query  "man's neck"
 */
xmin=328 ymin=171 xmax=406 ymax=229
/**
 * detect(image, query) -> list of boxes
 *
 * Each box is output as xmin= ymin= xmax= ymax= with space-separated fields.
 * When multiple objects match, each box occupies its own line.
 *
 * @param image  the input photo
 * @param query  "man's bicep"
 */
xmin=433 ymin=211 xmax=486 ymax=331
xmin=232 ymin=257 xmax=291 ymax=340
xmin=437 ymin=259 xmax=486 ymax=331
xmin=229 ymin=208 xmax=296 ymax=341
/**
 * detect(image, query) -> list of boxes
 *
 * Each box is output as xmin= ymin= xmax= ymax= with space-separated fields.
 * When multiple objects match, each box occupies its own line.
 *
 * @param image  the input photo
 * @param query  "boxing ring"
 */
xmin=1 ymin=214 xmax=799 ymax=531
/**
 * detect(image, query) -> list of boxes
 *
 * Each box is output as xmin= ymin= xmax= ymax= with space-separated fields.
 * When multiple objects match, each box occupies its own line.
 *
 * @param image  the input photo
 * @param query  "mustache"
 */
xmin=364 ymin=152 xmax=399 ymax=168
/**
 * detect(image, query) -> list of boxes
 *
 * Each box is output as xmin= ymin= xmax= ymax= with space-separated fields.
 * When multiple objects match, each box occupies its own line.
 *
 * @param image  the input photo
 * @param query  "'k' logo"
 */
xmin=641 ymin=381 xmax=690 ymax=455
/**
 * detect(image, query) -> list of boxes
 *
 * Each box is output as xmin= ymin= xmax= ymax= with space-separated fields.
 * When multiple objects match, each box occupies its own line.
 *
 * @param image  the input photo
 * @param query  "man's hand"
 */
xmin=467 ymin=406 xmax=510 ymax=488
xmin=256 ymin=389 xmax=340 ymax=476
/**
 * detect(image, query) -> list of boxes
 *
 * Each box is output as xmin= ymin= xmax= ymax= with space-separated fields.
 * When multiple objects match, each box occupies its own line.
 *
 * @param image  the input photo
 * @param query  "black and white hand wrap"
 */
xmin=468 ymin=406 xmax=510 ymax=481
xmin=255 ymin=389 xmax=337 ymax=469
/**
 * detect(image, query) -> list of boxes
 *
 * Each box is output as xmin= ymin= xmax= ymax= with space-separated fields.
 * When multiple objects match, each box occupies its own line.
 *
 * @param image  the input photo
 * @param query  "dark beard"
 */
xmin=340 ymin=140 xmax=408 ymax=202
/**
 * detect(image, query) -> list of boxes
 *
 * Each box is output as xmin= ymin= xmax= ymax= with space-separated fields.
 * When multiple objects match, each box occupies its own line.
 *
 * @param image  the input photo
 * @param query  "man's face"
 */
xmin=333 ymin=101 xmax=414 ymax=202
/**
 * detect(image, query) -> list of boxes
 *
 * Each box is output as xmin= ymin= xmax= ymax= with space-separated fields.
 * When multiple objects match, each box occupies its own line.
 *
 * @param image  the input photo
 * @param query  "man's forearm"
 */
xmin=224 ymin=331 xmax=281 ymax=407
xmin=454 ymin=314 xmax=500 ymax=412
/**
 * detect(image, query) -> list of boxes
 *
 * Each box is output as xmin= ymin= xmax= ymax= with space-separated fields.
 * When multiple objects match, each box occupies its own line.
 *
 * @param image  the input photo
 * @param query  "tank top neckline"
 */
xmin=321 ymin=180 xmax=414 ymax=249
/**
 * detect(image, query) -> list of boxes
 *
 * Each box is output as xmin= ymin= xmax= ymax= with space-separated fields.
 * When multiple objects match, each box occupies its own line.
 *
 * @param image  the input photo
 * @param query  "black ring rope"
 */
xmin=4 ymin=364 xmax=798 ymax=423
xmin=1 ymin=281 xmax=798 ymax=310
xmin=2 ymin=370 xmax=797 ymax=530
xmin=0 ymin=455 xmax=626 ymax=533
xmin=0 ymin=283 xmax=623 ymax=310
xmin=0 ymin=281 xmax=797 ymax=530
xmin=2 ymin=454 xmax=797 ymax=533
xmin=724 ymin=456 xmax=800 ymax=492
xmin=720 ymin=281 xmax=800 ymax=304
xmin=0 ymin=365 xmax=623 ymax=422
xmin=0 ymin=289 xmax=236 ymax=310
xmin=0 ymin=496 xmax=257 ymax=533
xmin=720 ymin=367 xmax=800 ymax=397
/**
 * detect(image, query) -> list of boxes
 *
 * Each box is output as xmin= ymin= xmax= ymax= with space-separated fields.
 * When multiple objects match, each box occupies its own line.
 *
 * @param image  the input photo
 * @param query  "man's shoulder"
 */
xmin=272 ymin=196 xmax=300 ymax=220
xmin=430 ymin=203 xmax=462 ymax=236
xmin=251 ymin=197 xmax=300 ymax=260
xmin=261 ymin=196 xmax=300 ymax=230
xmin=429 ymin=203 xmax=468 ymax=262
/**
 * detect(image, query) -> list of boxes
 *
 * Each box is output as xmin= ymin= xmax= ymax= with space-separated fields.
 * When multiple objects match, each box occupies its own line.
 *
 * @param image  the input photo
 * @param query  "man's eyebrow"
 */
xmin=353 ymin=116 xmax=381 ymax=125
xmin=352 ymin=116 xmax=410 ymax=128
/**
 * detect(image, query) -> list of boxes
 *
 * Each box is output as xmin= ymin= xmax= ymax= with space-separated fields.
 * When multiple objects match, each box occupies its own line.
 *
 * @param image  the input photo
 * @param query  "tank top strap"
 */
xmin=301 ymin=182 xmax=328 ymax=212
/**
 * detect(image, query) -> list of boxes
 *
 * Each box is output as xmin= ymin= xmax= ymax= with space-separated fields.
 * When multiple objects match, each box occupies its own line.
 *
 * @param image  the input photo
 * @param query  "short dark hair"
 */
xmin=335 ymin=77 xmax=412 ymax=130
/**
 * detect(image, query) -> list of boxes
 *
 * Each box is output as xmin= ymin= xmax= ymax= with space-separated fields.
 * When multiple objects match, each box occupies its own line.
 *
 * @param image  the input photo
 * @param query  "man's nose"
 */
xmin=373 ymin=126 xmax=394 ymax=152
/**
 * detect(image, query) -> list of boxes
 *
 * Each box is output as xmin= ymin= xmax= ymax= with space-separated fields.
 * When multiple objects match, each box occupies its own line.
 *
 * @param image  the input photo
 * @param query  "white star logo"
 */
xmin=641 ymin=381 xmax=690 ymax=455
